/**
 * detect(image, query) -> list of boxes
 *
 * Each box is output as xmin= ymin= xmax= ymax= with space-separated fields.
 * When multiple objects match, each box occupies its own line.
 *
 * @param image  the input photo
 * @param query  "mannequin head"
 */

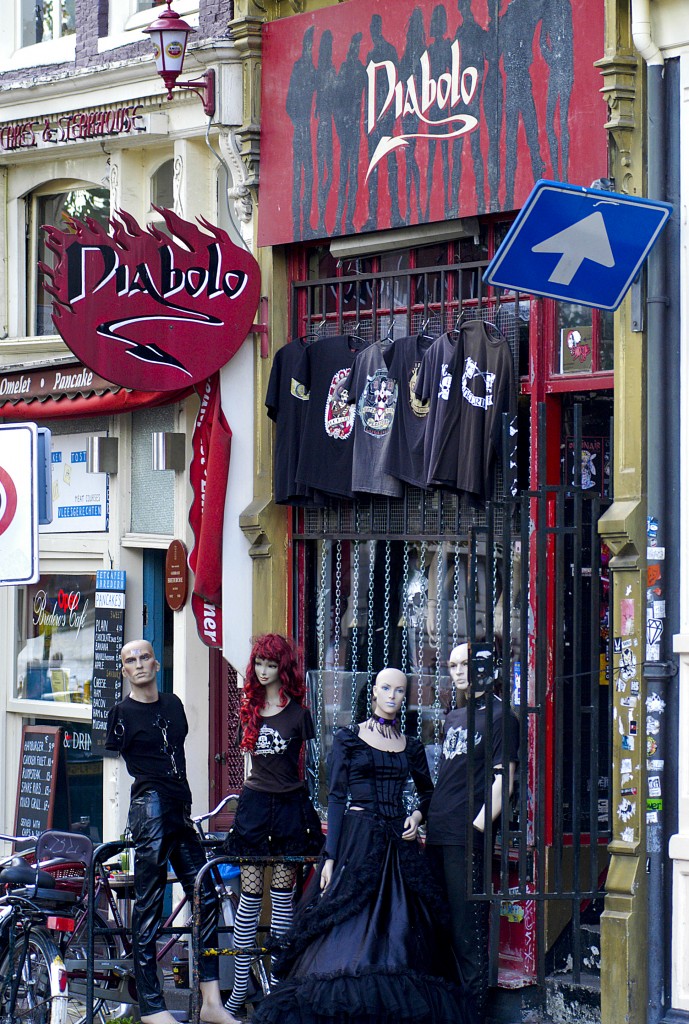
xmin=240 ymin=634 xmax=305 ymax=751
xmin=448 ymin=643 xmax=471 ymax=697
xmin=371 ymin=667 xmax=407 ymax=720
xmin=121 ymin=639 xmax=160 ymax=699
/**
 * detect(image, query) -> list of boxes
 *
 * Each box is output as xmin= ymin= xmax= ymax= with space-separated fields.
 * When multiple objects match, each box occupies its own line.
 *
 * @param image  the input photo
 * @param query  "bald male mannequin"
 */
xmin=106 ymin=641 xmax=240 ymax=1024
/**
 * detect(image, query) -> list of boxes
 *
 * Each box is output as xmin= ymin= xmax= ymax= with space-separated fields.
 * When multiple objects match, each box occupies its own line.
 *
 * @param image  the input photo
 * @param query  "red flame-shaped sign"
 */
xmin=40 ymin=208 xmax=261 ymax=391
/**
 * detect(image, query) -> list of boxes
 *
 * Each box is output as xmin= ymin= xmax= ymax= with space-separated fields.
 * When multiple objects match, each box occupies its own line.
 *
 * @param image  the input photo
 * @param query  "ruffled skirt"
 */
xmin=221 ymin=786 xmax=324 ymax=857
xmin=252 ymin=810 xmax=466 ymax=1024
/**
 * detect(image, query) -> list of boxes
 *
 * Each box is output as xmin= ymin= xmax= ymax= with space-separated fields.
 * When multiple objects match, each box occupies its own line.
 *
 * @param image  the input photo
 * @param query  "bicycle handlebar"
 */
xmin=0 ymin=832 xmax=37 ymax=843
xmin=192 ymin=794 xmax=240 ymax=826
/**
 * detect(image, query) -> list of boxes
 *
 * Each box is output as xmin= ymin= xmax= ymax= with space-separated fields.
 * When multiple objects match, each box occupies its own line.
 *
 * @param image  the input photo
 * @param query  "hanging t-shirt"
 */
xmin=381 ymin=333 xmax=434 ymax=489
xmin=426 ymin=697 xmax=519 ymax=846
xmin=105 ymin=692 xmax=192 ymax=803
xmin=429 ymin=320 xmax=516 ymax=498
xmin=266 ymin=338 xmax=314 ymax=505
xmin=413 ymin=332 xmax=459 ymax=488
xmin=343 ymin=343 xmax=403 ymax=498
xmin=294 ymin=335 xmax=359 ymax=498
xmin=240 ymin=701 xmax=316 ymax=794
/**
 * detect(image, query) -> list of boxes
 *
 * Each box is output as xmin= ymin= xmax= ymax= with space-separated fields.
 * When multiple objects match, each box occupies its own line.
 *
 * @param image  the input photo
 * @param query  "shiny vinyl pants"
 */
xmin=128 ymin=789 xmax=220 ymax=1015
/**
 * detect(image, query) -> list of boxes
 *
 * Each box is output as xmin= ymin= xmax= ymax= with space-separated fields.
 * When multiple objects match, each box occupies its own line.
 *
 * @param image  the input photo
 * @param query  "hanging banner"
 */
xmin=259 ymin=0 xmax=606 ymax=245
xmin=91 ymin=570 xmax=127 ymax=757
xmin=40 ymin=208 xmax=261 ymax=391
xmin=188 ymin=376 xmax=230 ymax=648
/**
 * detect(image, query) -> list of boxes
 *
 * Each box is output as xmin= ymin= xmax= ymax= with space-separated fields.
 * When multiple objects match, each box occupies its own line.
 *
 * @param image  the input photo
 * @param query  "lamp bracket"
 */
xmin=173 ymin=69 xmax=216 ymax=117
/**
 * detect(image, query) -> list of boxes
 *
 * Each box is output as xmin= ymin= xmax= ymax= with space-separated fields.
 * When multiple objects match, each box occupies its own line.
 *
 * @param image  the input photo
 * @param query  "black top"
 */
xmin=429 ymin=320 xmax=516 ymax=497
xmin=265 ymin=338 xmax=313 ymax=505
xmin=413 ymin=332 xmax=458 ymax=488
xmin=382 ymin=334 xmax=433 ymax=488
xmin=241 ymin=701 xmax=316 ymax=794
xmin=426 ymin=697 xmax=519 ymax=846
xmin=344 ymin=343 xmax=403 ymax=498
xmin=294 ymin=335 xmax=358 ymax=498
xmin=105 ymin=692 xmax=192 ymax=803
xmin=325 ymin=725 xmax=434 ymax=861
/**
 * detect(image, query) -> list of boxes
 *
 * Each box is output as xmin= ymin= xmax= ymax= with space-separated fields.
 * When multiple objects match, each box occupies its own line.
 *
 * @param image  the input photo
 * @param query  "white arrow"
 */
xmin=531 ymin=211 xmax=615 ymax=285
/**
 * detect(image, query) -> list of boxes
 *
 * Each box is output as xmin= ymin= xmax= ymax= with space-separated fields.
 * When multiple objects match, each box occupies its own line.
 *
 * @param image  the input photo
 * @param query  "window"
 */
xmin=31 ymin=186 xmax=110 ymax=337
xmin=151 ymin=159 xmax=174 ymax=211
xmin=21 ymin=0 xmax=75 ymax=46
xmin=15 ymin=574 xmax=97 ymax=706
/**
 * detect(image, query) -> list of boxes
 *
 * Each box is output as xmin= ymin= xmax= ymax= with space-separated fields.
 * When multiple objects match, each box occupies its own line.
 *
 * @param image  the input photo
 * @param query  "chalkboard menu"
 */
xmin=14 ymin=726 xmax=63 ymax=843
xmin=91 ymin=570 xmax=126 ymax=757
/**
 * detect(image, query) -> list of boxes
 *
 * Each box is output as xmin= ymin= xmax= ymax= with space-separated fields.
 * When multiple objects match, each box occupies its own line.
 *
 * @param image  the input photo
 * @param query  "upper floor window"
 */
xmin=21 ymin=0 xmax=75 ymax=46
xmin=31 ymin=185 xmax=110 ymax=337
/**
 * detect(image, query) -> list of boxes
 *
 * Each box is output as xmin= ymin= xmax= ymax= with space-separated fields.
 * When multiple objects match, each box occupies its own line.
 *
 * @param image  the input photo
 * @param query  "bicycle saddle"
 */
xmin=0 ymin=856 xmax=56 ymax=888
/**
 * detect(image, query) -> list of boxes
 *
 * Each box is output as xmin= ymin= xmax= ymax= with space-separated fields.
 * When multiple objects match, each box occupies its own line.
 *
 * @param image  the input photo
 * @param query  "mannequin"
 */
xmin=426 ymin=642 xmax=519 ymax=1024
xmin=221 ymin=635 xmax=322 ymax=1020
xmin=251 ymin=667 xmax=465 ymax=1024
xmin=105 ymin=640 xmax=235 ymax=1024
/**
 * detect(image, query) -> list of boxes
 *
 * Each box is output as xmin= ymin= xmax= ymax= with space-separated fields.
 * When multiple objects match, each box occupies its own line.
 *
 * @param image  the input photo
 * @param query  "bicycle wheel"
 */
xmin=58 ymin=912 xmax=131 ymax=1024
xmin=0 ymin=926 xmax=67 ymax=1024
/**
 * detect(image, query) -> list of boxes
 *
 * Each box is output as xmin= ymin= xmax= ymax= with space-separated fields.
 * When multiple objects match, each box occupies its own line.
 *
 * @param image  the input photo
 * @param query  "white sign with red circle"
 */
xmin=0 ymin=423 xmax=39 ymax=586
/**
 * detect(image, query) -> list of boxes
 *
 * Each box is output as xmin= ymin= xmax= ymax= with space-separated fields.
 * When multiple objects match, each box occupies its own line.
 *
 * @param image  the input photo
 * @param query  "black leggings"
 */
xmin=426 ymin=843 xmax=490 ymax=1024
xmin=129 ymin=789 xmax=219 ymax=1015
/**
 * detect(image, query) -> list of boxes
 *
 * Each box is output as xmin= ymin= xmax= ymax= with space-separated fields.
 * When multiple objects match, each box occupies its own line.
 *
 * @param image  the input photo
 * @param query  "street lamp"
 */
xmin=144 ymin=0 xmax=215 ymax=117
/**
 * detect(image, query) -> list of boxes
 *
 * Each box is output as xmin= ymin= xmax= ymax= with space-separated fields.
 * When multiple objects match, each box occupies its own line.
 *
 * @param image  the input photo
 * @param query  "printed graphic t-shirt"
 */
xmin=382 ymin=334 xmax=433 ymax=488
xmin=266 ymin=337 xmax=313 ymax=505
xmin=105 ymin=692 xmax=192 ymax=803
xmin=344 ymin=343 xmax=403 ymax=498
xmin=426 ymin=698 xmax=519 ymax=846
xmin=294 ymin=335 xmax=358 ymax=498
xmin=240 ymin=701 xmax=316 ymax=794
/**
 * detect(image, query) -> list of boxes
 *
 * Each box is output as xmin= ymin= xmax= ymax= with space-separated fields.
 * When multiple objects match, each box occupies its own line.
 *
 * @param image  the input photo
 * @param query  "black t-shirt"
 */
xmin=240 ymin=701 xmax=315 ymax=794
xmin=414 ymin=332 xmax=458 ymax=487
xmin=344 ymin=344 xmax=403 ymax=498
xmin=382 ymin=333 xmax=433 ymax=488
xmin=294 ymin=335 xmax=358 ymax=498
xmin=429 ymin=320 xmax=516 ymax=497
xmin=426 ymin=698 xmax=519 ymax=846
xmin=266 ymin=338 xmax=313 ymax=505
xmin=105 ymin=692 xmax=192 ymax=803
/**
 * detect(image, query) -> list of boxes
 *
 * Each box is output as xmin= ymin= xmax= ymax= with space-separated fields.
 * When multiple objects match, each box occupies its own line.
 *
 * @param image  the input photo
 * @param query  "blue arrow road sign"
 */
xmin=483 ymin=180 xmax=672 ymax=310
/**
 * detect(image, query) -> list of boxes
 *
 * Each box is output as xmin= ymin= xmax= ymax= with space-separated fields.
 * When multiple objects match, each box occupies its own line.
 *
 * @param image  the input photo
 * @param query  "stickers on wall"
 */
xmin=617 ymin=799 xmax=635 ymax=822
xmin=647 ymin=717 xmax=661 ymax=736
xmin=647 ymin=693 xmax=666 ymax=714
xmin=621 ymin=827 xmax=635 ymax=843
xmin=648 ymin=777 xmax=662 ymax=798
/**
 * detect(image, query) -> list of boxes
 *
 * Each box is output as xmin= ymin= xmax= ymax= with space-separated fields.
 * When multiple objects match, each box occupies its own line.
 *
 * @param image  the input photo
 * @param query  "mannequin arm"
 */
xmin=473 ymin=761 xmax=516 ymax=833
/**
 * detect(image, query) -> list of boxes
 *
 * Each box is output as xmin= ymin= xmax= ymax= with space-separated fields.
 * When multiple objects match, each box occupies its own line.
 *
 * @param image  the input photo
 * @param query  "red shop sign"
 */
xmin=40 ymin=207 xmax=261 ymax=391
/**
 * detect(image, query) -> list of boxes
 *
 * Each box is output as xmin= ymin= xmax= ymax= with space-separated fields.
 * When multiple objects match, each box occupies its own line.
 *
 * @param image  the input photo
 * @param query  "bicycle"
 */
xmin=0 ymin=831 xmax=69 ymax=1024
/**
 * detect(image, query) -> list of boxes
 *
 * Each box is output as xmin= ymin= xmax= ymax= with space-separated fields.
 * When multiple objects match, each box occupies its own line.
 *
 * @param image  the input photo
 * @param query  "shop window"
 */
xmin=31 ymin=185 xmax=110 ymax=337
xmin=552 ymin=303 xmax=614 ymax=380
xmin=21 ymin=0 xmax=75 ymax=46
xmin=15 ymin=574 xmax=97 ymax=706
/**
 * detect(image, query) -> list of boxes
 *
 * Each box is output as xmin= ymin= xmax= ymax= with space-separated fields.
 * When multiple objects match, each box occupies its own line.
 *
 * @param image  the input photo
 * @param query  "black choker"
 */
xmin=366 ymin=715 xmax=401 ymax=738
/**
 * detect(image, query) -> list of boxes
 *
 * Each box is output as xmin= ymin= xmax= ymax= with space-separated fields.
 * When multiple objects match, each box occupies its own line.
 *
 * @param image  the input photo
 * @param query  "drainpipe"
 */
xmin=631 ymin=3 xmax=674 ymax=1023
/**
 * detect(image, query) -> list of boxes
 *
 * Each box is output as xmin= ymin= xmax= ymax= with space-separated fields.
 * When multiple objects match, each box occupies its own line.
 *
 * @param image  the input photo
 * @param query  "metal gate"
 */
xmin=289 ymin=244 xmax=611 ymax=986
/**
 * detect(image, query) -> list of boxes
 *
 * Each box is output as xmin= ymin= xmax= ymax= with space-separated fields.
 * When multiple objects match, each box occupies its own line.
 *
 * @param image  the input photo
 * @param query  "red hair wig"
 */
xmin=239 ymin=634 xmax=306 ymax=752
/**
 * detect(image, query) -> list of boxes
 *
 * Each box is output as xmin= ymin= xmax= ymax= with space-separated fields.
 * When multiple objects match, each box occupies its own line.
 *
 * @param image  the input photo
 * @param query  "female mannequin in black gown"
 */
xmin=252 ymin=667 xmax=465 ymax=1024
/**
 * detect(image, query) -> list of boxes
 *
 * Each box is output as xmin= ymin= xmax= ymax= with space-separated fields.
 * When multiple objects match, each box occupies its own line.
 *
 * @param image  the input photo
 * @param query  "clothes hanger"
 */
xmin=348 ymin=320 xmax=369 ymax=350
xmin=453 ymin=308 xmax=506 ymax=342
xmin=418 ymin=316 xmax=436 ymax=341
xmin=298 ymin=318 xmax=327 ymax=345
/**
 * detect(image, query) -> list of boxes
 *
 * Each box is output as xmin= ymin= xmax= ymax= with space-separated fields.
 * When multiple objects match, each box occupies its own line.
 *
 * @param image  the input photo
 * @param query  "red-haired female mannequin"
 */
xmin=222 ymin=635 xmax=322 ymax=1020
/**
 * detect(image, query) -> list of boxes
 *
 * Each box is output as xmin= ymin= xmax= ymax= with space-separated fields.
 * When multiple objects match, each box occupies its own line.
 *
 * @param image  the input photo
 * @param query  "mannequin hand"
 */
xmin=320 ymin=859 xmax=335 ymax=890
xmin=402 ymin=810 xmax=423 ymax=840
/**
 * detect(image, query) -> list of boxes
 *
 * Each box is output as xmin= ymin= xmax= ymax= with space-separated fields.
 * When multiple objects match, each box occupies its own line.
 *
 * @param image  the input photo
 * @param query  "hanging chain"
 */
xmin=383 ymin=541 xmax=391 ymax=666
xmin=367 ymin=540 xmax=375 ymax=717
xmin=313 ymin=540 xmax=329 ymax=808
xmin=401 ymin=542 xmax=410 ymax=675
xmin=416 ymin=541 xmax=427 ymax=742
xmin=351 ymin=532 xmax=360 ymax=721
xmin=332 ymin=540 xmax=342 ymax=732
xmin=433 ymin=542 xmax=444 ymax=775
xmin=451 ymin=541 xmax=461 ymax=709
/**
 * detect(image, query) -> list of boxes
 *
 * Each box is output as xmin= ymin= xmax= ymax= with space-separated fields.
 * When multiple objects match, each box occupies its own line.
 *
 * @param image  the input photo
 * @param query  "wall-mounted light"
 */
xmin=86 ymin=436 xmax=119 ymax=475
xmin=152 ymin=432 xmax=186 ymax=472
xmin=144 ymin=1 xmax=215 ymax=117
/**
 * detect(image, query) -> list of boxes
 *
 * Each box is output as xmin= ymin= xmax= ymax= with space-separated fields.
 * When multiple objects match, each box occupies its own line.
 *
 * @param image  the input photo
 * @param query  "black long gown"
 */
xmin=252 ymin=724 xmax=465 ymax=1024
